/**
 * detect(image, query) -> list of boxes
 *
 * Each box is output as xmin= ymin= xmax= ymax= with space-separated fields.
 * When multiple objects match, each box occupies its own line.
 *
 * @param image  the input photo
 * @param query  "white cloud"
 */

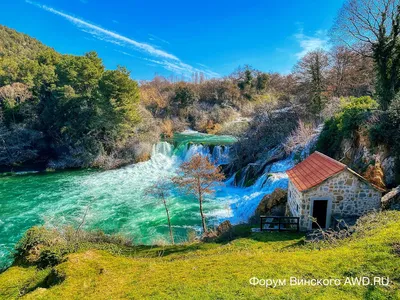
xmin=141 ymin=58 xmax=220 ymax=79
xmin=26 ymin=0 xmax=178 ymax=61
xmin=26 ymin=0 xmax=220 ymax=79
xmin=148 ymin=34 xmax=170 ymax=45
xmin=294 ymin=28 xmax=330 ymax=58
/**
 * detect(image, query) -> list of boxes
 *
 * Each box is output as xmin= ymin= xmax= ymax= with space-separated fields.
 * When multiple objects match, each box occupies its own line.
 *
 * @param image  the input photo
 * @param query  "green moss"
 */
xmin=317 ymin=96 xmax=378 ymax=157
xmin=243 ymin=178 xmax=256 ymax=187
xmin=1 ymin=211 xmax=400 ymax=299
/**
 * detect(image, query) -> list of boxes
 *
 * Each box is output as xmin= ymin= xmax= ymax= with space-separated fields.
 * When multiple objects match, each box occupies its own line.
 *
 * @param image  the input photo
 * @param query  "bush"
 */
xmin=283 ymin=120 xmax=316 ymax=154
xmin=317 ymin=96 xmax=378 ymax=157
xmin=370 ymin=94 xmax=400 ymax=182
xmin=15 ymin=226 xmax=132 ymax=268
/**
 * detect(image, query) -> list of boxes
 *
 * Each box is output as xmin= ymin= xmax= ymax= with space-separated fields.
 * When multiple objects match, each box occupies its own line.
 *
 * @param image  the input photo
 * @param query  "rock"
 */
xmin=201 ymin=231 xmax=218 ymax=242
xmin=255 ymin=188 xmax=287 ymax=216
xmin=381 ymin=186 xmax=400 ymax=209
xmin=381 ymin=156 xmax=396 ymax=187
xmin=363 ymin=162 xmax=386 ymax=189
xmin=216 ymin=220 xmax=232 ymax=236
xmin=235 ymin=164 xmax=263 ymax=187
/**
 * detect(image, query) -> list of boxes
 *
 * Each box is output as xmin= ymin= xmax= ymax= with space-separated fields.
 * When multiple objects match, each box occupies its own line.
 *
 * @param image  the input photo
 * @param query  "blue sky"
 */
xmin=2 ymin=0 xmax=345 ymax=80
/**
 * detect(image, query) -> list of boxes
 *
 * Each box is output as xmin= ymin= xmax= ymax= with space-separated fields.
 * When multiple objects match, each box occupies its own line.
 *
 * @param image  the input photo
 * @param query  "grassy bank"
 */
xmin=0 ymin=211 xmax=399 ymax=299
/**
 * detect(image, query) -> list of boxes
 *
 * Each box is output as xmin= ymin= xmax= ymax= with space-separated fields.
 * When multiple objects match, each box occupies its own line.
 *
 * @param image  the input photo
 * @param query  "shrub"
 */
xmin=317 ymin=96 xmax=378 ymax=157
xmin=370 ymin=94 xmax=400 ymax=182
xmin=15 ymin=226 xmax=132 ymax=268
xmin=283 ymin=120 xmax=316 ymax=154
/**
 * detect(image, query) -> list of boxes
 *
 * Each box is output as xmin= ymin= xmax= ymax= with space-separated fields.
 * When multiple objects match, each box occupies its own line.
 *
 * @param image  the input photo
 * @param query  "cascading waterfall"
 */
xmin=0 ymin=130 xmax=308 ymax=267
xmin=220 ymin=158 xmax=293 ymax=225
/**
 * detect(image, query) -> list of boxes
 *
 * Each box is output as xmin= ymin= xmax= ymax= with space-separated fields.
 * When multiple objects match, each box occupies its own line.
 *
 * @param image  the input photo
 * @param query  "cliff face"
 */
xmin=338 ymin=130 xmax=396 ymax=188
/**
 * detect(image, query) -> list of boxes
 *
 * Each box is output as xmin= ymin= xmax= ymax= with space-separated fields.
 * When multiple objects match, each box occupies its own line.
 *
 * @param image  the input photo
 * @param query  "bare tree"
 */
xmin=331 ymin=0 xmax=400 ymax=109
xmin=173 ymin=155 xmax=225 ymax=233
xmin=328 ymin=46 xmax=374 ymax=97
xmin=145 ymin=180 xmax=174 ymax=244
xmin=0 ymin=83 xmax=32 ymax=106
xmin=0 ymin=83 xmax=32 ymax=124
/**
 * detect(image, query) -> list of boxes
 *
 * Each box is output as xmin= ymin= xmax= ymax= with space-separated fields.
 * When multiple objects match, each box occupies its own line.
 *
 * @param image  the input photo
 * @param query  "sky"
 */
xmin=1 ymin=0 xmax=345 ymax=81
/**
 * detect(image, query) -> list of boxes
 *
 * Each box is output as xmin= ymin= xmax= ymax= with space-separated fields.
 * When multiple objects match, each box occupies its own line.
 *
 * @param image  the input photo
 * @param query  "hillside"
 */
xmin=0 ymin=211 xmax=399 ymax=299
xmin=0 ymin=25 xmax=51 ymax=59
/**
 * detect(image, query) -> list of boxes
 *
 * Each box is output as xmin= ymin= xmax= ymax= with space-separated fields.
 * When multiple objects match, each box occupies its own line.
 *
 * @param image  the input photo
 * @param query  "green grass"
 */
xmin=0 ymin=211 xmax=399 ymax=299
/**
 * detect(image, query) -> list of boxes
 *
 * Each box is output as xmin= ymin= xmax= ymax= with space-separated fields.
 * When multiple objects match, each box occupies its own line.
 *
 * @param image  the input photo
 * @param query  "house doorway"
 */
xmin=312 ymin=200 xmax=328 ymax=229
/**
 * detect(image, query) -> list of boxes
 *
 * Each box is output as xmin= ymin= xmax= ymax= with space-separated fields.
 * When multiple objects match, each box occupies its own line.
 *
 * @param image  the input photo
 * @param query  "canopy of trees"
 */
xmin=0 ymin=25 xmax=146 ymax=169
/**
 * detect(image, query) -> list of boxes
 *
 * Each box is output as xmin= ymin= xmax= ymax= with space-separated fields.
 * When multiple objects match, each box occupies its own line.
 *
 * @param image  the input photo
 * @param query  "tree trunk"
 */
xmin=197 ymin=177 xmax=207 ymax=233
xmin=199 ymin=193 xmax=207 ymax=233
xmin=163 ymin=200 xmax=174 ymax=244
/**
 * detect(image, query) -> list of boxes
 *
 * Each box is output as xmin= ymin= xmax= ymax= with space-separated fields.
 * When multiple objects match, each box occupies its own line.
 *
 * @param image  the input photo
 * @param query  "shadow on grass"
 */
xmin=119 ymin=224 xmax=306 ymax=258
xmin=214 ymin=224 xmax=305 ymax=244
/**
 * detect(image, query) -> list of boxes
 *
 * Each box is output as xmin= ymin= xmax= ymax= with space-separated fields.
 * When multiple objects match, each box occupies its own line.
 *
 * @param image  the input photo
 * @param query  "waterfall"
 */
xmin=211 ymin=146 xmax=231 ymax=165
xmin=0 ymin=129 xmax=320 ymax=268
xmin=222 ymin=168 xmax=290 ymax=225
xmin=218 ymin=126 xmax=322 ymax=225
xmin=151 ymin=141 xmax=174 ymax=157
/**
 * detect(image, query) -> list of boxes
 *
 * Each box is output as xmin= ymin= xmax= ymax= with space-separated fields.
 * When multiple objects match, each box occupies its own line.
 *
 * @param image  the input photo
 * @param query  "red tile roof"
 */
xmin=286 ymin=151 xmax=347 ymax=192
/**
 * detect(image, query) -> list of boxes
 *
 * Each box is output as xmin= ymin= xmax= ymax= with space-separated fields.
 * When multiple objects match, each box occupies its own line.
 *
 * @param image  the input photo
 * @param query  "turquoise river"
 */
xmin=0 ymin=131 xmax=292 ymax=267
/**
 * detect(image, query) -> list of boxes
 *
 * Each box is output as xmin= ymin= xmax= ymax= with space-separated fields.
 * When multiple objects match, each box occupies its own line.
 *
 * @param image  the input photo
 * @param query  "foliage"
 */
xmin=172 ymin=83 xmax=199 ymax=109
xmin=0 ymin=26 xmax=145 ymax=169
xmin=1 ymin=211 xmax=399 ymax=299
xmin=317 ymin=96 xmax=378 ymax=157
xmin=14 ymin=226 xmax=132 ymax=269
xmin=293 ymin=49 xmax=329 ymax=115
xmin=332 ymin=0 xmax=400 ymax=110
xmin=370 ymin=93 xmax=400 ymax=176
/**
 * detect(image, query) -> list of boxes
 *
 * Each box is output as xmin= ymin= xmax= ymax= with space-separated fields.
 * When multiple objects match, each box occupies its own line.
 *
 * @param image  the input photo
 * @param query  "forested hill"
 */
xmin=1 ymin=24 xmax=400 ymax=187
xmin=0 ymin=25 xmax=158 ymax=171
xmin=0 ymin=25 xmax=51 ymax=59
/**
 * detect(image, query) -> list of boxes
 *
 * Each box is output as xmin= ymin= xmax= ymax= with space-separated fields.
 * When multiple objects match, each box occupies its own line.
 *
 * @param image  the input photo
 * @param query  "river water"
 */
xmin=0 ymin=131 xmax=293 ymax=267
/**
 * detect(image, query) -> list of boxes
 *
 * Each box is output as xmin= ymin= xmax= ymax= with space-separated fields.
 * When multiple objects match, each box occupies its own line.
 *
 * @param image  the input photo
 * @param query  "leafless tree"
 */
xmin=173 ymin=155 xmax=225 ymax=233
xmin=331 ymin=0 xmax=399 ymax=48
xmin=0 ymin=83 xmax=32 ymax=124
xmin=145 ymin=180 xmax=174 ymax=244
xmin=331 ymin=0 xmax=400 ymax=108
xmin=328 ymin=46 xmax=374 ymax=97
xmin=0 ymin=83 xmax=32 ymax=106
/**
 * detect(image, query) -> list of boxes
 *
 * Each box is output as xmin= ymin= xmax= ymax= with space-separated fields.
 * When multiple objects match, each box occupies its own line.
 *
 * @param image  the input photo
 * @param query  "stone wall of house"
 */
xmin=287 ymin=180 xmax=302 ymax=217
xmin=293 ymin=170 xmax=382 ymax=231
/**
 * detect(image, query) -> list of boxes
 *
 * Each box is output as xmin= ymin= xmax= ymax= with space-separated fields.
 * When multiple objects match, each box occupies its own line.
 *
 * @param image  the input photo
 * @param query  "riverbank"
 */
xmin=1 ymin=130 xmax=286 ymax=269
xmin=1 ymin=210 xmax=399 ymax=299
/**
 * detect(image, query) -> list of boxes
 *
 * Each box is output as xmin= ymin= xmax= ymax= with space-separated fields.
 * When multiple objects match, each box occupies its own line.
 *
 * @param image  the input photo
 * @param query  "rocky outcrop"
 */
xmin=255 ymin=188 xmax=287 ymax=217
xmin=201 ymin=220 xmax=233 ymax=242
xmin=339 ymin=131 xmax=397 ymax=188
xmin=381 ymin=156 xmax=396 ymax=187
xmin=381 ymin=186 xmax=400 ymax=210
xmin=216 ymin=220 xmax=233 ymax=236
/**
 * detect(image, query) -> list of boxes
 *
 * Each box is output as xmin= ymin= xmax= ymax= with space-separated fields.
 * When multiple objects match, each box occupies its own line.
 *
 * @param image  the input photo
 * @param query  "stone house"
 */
xmin=286 ymin=151 xmax=384 ymax=231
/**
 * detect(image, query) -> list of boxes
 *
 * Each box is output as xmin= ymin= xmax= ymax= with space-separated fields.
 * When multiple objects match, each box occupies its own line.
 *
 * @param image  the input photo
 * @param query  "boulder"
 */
xmin=382 ymin=186 xmax=400 ymax=210
xmin=381 ymin=156 xmax=396 ymax=187
xmin=201 ymin=230 xmax=218 ymax=242
xmin=255 ymin=188 xmax=287 ymax=217
xmin=216 ymin=220 xmax=233 ymax=236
